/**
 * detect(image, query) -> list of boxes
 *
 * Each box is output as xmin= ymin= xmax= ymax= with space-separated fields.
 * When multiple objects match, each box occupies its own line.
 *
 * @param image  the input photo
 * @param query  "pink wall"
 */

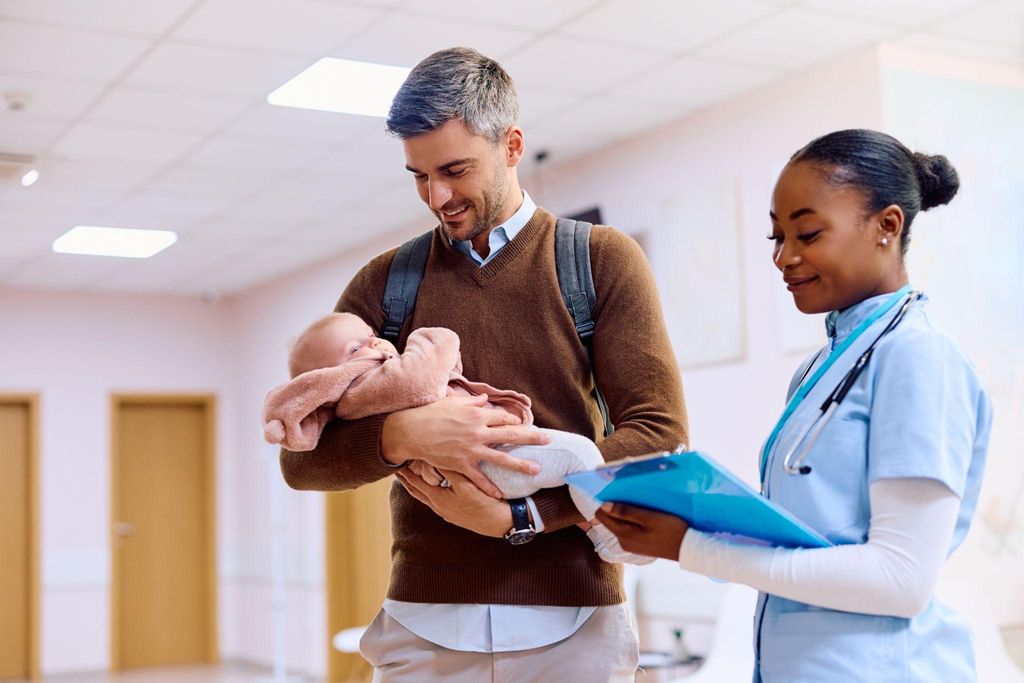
xmin=0 ymin=288 xmax=236 ymax=673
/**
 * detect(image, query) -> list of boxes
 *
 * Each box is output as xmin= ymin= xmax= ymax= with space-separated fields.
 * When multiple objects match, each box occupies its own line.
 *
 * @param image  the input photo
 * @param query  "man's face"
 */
xmin=403 ymin=119 xmax=513 ymax=244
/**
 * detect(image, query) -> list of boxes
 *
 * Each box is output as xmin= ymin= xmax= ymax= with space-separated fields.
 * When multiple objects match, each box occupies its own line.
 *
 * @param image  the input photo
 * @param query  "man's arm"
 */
xmin=532 ymin=227 xmax=689 ymax=531
xmin=280 ymin=247 xmax=549 ymax=494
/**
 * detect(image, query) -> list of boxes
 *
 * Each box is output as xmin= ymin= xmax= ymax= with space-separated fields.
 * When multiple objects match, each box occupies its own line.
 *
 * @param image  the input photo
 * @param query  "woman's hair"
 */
xmin=790 ymin=129 xmax=960 ymax=254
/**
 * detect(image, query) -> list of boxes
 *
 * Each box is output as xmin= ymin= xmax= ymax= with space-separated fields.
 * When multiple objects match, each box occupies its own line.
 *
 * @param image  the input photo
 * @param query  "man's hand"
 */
xmin=381 ymin=394 xmax=550 ymax=498
xmin=396 ymin=468 xmax=513 ymax=538
xmin=595 ymin=502 xmax=690 ymax=561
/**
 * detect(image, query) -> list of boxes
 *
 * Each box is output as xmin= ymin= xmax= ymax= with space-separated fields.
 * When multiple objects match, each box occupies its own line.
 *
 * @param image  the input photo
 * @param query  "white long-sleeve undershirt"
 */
xmin=678 ymin=478 xmax=959 ymax=618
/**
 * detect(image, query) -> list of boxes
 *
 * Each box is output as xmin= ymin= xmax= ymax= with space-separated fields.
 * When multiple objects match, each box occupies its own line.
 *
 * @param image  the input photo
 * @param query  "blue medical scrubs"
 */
xmin=755 ymin=291 xmax=993 ymax=682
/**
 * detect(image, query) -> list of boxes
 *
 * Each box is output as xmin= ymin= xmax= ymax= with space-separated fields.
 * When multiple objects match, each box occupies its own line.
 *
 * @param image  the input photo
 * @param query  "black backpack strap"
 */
xmin=380 ymin=230 xmax=432 ymax=345
xmin=555 ymin=218 xmax=614 ymax=437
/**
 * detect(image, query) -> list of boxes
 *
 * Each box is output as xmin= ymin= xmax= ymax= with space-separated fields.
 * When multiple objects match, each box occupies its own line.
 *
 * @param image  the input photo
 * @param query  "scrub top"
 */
xmin=755 ymin=290 xmax=993 ymax=683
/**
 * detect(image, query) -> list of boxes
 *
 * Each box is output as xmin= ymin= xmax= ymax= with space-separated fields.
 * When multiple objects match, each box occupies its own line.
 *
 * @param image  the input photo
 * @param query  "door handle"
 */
xmin=114 ymin=522 xmax=136 ymax=537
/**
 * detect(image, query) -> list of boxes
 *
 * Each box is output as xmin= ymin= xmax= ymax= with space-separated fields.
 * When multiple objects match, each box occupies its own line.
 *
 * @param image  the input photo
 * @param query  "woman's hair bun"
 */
xmin=913 ymin=152 xmax=959 ymax=211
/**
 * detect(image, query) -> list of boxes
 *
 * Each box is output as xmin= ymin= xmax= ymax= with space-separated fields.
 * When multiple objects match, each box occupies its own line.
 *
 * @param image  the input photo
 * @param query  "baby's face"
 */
xmin=319 ymin=314 xmax=398 ymax=366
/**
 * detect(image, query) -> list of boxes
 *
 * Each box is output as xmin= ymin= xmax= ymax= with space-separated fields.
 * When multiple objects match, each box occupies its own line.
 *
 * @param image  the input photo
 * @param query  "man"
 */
xmin=281 ymin=47 xmax=687 ymax=682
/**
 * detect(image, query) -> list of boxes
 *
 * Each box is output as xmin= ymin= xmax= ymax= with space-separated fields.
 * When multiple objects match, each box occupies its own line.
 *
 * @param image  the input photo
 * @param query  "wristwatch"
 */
xmin=504 ymin=498 xmax=536 ymax=545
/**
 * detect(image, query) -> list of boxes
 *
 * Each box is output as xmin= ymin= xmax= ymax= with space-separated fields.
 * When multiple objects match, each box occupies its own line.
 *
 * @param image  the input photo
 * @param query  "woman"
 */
xmin=597 ymin=129 xmax=992 ymax=682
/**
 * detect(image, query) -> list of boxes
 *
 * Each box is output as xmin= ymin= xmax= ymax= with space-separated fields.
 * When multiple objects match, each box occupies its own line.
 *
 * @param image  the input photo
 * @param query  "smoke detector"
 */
xmin=2 ymin=91 xmax=31 ymax=112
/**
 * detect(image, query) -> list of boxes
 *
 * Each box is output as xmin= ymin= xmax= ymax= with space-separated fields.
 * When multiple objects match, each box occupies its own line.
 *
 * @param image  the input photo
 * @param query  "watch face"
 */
xmin=507 ymin=529 xmax=536 ymax=545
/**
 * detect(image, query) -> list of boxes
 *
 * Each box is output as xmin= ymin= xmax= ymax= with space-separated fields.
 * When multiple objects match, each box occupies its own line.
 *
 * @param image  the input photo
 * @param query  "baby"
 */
xmin=263 ymin=312 xmax=651 ymax=565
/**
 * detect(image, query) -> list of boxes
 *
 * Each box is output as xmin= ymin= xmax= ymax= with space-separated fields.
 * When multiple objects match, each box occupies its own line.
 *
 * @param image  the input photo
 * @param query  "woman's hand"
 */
xmin=595 ymin=502 xmax=690 ymax=561
xmin=395 ymin=467 xmax=513 ymax=538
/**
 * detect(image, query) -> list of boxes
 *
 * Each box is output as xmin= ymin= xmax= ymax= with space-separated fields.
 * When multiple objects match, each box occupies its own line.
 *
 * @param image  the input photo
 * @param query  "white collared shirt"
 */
xmin=384 ymin=189 xmax=598 ymax=652
xmin=450 ymin=190 xmax=537 ymax=266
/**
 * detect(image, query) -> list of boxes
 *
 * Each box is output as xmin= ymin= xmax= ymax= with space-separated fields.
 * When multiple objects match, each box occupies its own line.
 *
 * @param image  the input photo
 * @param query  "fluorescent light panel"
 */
xmin=267 ymin=57 xmax=410 ymax=117
xmin=53 ymin=226 xmax=177 ymax=259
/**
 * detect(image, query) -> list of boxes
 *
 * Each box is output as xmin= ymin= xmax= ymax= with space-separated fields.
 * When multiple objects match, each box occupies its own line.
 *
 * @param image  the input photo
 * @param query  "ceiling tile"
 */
xmin=613 ymin=56 xmax=781 ymax=108
xmin=501 ymin=35 xmax=670 ymax=94
xmin=184 ymin=136 xmax=328 ymax=172
xmin=333 ymin=12 xmax=533 ymax=66
xmin=560 ymin=0 xmax=779 ymax=52
xmin=2 ymin=250 xmax=123 ymax=291
xmin=0 ymin=117 xmax=65 ymax=154
xmin=698 ymin=8 xmax=899 ymax=70
xmin=31 ymin=159 xmax=158 ymax=194
xmin=0 ymin=0 xmax=197 ymax=36
xmin=0 ymin=182 xmax=119 ymax=214
xmin=87 ymin=87 xmax=252 ymax=134
xmin=225 ymin=102 xmax=382 ymax=144
xmin=307 ymin=135 xmax=408 ymax=184
xmin=0 ymin=73 xmax=105 ymax=121
xmin=517 ymin=86 xmax=580 ymax=126
xmin=0 ymin=20 xmax=151 ymax=80
xmin=407 ymin=0 xmax=601 ymax=32
xmin=897 ymin=31 xmax=1024 ymax=65
xmin=53 ymin=123 xmax=203 ymax=163
xmin=0 ymin=217 xmax=66 ymax=256
xmin=534 ymin=98 xmax=682 ymax=147
xmin=143 ymin=163 xmax=280 ymax=204
xmin=125 ymin=42 xmax=312 ymax=97
xmin=800 ymin=0 xmax=981 ymax=28
xmin=174 ymin=0 xmax=383 ymax=55
xmin=96 ymin=191 xmax=232 ymax=229
xmin=930 ymin=0 xmax=1024 ymax=49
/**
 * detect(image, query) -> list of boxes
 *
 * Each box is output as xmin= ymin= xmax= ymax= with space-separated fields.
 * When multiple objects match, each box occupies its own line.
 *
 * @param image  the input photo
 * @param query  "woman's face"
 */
xmin=770 ymin=160 xmax=901 ymax=314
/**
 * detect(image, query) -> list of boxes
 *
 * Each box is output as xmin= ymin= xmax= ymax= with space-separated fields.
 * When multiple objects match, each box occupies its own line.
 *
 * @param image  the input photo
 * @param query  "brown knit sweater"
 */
xmin=280 ymin=207 xmax=688 ymax=606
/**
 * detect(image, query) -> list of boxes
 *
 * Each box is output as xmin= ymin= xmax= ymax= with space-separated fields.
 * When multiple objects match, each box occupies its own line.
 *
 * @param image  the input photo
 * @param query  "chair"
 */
xmin=935 ymin=577 xmax=1024 ymax=683
xmin=333 ymin=625 xmax=368 ymax=653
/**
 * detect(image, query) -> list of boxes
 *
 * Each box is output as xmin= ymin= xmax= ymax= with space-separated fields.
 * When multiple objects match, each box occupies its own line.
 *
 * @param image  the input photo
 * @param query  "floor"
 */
xmin=9 ymin=663 xmax=317 ymax=683
xmin=13 ymin=637 xmax=1024 ymax=683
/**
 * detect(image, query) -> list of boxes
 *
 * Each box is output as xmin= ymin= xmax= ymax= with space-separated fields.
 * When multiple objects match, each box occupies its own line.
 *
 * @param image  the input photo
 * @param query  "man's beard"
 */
xmin=440 ymin=165 xmax=508 ymax=244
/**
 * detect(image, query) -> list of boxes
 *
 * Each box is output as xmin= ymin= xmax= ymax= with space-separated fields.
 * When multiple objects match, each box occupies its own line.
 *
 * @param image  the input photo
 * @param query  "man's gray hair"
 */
xmin=386 ymin=47 xmax=518 ymax=143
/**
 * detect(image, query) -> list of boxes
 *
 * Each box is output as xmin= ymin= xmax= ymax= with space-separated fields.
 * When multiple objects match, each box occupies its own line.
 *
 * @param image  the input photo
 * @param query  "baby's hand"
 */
xmin=407 ymin=460 xmax=446 ymax=487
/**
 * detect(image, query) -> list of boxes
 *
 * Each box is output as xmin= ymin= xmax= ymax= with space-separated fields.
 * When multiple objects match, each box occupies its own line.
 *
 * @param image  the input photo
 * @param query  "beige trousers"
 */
xmin=359 ymin=604 xmax=639 ymax=683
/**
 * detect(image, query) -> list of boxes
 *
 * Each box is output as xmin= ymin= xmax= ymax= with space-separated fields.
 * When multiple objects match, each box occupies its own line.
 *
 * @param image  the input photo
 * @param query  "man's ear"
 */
xmin=505 ymin=126 xmax=525 ymax=168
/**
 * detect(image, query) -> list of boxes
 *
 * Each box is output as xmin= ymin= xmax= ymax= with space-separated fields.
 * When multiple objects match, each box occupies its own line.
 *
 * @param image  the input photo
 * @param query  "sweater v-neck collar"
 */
xmin=441 ymin=208 xmax=548 ymax=284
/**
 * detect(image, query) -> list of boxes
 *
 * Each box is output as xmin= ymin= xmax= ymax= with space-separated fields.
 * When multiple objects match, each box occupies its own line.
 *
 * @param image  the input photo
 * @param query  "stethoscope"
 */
xmin=766 ymin=287 xmax=922 ymax=478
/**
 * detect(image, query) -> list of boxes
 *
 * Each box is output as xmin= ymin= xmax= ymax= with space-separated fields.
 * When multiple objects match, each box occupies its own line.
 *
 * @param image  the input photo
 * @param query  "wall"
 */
xmin=0 ymin=290 xmax=235 ymax=674
xmin=5 ymin=41 xmax=1020 ymax=677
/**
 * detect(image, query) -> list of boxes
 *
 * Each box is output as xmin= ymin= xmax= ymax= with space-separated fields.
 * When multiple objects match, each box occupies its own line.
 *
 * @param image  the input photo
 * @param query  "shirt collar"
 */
xmin=825 ymin=289 xmax=919 ymax=340
xmin=452 ymin=190 xmax=536 ymax=265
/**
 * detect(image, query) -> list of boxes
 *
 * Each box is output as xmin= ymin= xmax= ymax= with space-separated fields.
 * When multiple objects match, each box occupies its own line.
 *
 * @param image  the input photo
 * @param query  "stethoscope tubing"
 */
xmin=778 ymin=290 xmax=921 ymax=477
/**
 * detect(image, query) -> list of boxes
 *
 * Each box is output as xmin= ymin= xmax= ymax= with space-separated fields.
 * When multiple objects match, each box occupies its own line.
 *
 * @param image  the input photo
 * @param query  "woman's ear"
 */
xmin=877 ymin=204 xmax=904 ymax=247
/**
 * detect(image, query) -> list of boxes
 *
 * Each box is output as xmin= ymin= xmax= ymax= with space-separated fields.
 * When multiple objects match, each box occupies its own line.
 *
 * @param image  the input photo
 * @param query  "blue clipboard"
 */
xmin=565 ymin=449 xmax=832 ymax=549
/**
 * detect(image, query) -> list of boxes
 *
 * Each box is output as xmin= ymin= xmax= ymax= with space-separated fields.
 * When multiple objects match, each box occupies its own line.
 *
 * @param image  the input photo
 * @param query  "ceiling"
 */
xmin=1 ymin=0 xmax=1021 ymax=296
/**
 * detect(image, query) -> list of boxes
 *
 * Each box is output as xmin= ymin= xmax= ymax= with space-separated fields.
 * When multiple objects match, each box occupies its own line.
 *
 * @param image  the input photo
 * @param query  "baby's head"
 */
xmin=289 ymin=313 xmax=398 ymax=377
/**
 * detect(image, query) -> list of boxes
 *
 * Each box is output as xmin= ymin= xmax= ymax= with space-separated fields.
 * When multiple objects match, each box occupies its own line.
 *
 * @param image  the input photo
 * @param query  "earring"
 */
xmin=880 ymin=237 xmax=889 ymax=246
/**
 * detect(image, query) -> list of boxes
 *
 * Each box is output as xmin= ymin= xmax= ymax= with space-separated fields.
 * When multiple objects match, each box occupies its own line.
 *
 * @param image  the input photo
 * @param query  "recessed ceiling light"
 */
xmin=20 ymin=169 xmax=39 ymax=187
xmin=52 ymin=226 xmax=177 ymax=259
xmin=267 ymin=57 xmax=410 ymax=118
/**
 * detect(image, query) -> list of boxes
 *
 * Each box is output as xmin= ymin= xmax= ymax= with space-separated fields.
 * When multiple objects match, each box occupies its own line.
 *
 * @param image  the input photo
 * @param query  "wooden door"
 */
xmin=0 ymin=396 xmax=38 ymax=679
xmin=326 ymin=478 xmax=393 ymax=682
xmin=111 ymin=396 xmax=217 ymax=670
